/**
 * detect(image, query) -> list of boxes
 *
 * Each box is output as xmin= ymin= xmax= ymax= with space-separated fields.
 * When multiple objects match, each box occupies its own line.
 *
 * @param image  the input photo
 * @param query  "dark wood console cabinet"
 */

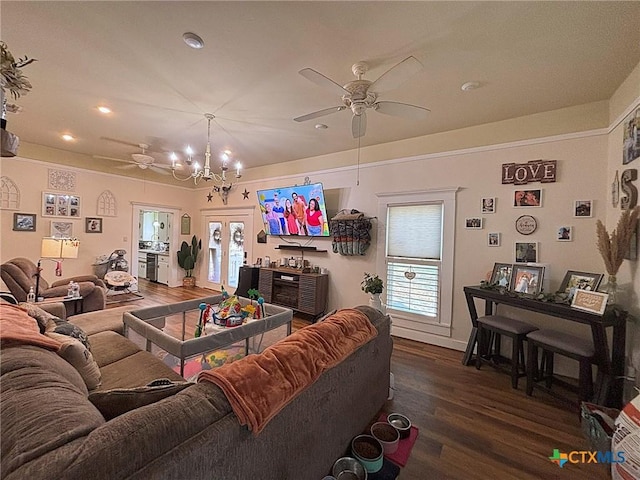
xmin=258 ymin=267 xmax=328 ymax=317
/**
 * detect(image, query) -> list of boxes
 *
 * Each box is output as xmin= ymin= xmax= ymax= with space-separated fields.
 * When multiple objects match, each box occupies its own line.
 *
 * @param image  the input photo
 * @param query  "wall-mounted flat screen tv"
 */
xmin=257 ymin=183 xmax=330 ymax=236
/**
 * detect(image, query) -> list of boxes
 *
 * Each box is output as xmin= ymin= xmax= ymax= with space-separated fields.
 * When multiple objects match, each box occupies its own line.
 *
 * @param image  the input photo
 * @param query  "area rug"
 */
xmin=106 ymin=292 xmax=144 ymax=305
xmin=377 ymin=413 xmax=419 ymax=468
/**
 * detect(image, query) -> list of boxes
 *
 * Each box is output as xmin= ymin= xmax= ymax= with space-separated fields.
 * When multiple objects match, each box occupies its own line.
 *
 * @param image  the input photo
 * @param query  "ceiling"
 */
xmin=3 ymin=1 xmax=640 ymax=183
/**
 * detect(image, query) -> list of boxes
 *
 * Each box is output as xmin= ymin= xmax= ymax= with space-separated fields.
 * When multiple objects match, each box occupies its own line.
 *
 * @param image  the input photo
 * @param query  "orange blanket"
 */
xmin=198 ymin=308 xmax=377 ymax=434
xmin=0 ymin=304 xmax=61 ymax=350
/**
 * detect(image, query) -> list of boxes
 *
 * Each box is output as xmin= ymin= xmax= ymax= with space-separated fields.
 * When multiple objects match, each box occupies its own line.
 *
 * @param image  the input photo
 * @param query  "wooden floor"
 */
xmin=119 ymin=281 xmax=609 ymax=480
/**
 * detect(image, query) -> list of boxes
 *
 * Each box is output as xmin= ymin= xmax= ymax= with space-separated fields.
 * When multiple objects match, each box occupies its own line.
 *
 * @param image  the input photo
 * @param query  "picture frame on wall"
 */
xmin=490 ymin=262 xmax=513 ymax=287
xmin=85 ymin=217 xmax=103 ymax=233
xmin=12 ymin=213 xmax=36 ymax=232
xmin=51 ymin=221 xmax=73 ymax=238
xmin=488 ymin=232 xmax=501 ymax=246
xmin=571 ymin=290 xmax=608 ymax=315
xmin=42 ymin=192 xmax=81 ymax=218
xmin=558 ymin=270 xmax=604 ymax=295
xmin=181 ymin=214 xmax=191 ymax=235
xmin=509 ymin=264 xmax=545 ymax=296
xmin=573 ymin=200 xmax=593 ymax=217
xmin=465 ymin=217 xmax=483 ymax=229
xmin=515 ymin=241 xmax=538 ymax=263
xmin=481 ymin=197 xmax=496 ymax=214
xmin=622 ymin=106 xmax=640 ymax=165
xmin=557 ymin=226 xmax=573 ymax=241
xmin=513 ymin=189 xmax=542 ymax=207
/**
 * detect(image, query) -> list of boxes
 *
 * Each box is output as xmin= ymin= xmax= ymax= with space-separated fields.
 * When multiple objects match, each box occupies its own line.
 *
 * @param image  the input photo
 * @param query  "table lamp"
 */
xmin=36 ymin=237 xmax=80 ymax=301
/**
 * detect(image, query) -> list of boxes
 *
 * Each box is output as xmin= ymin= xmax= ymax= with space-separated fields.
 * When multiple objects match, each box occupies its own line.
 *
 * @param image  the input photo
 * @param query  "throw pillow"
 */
xmin=17 ymin=302 xmax=58 ymax=333
xmin=45 ymin=317 xmax=91 ymax=350
xmin=46 ymin=331 xmax=102 ymax=390
xmin=88 ymin=381 xmax=193 ymax=420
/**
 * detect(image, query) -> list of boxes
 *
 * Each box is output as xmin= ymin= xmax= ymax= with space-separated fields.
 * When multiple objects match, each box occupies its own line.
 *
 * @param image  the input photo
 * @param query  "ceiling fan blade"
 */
xmin=374 ymin=101 xmax=430 ymax=120
xmin=115 ymin=164 xmax=138 ymax=170
xmin=299 ymin=68 xmax=350 ymax=96
xmin=368 ymin=56 xmax=423 ymax=93
xmin=294 ymin=106 xmax=346 ymax=123
xmin=149 ymin=166 xmax=170 ymax=175
xmin=352 ymin=112 xmax=367 ymax=139
xmin=92 ymin=154 xmax=133 ymax=164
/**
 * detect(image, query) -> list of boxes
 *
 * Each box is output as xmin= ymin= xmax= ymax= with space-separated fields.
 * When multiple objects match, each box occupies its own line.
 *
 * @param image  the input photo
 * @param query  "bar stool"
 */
xmin=475 ymin=315 xmax=539 ymax=389
xmin=526 ymin=329 xmax=595 ymax=404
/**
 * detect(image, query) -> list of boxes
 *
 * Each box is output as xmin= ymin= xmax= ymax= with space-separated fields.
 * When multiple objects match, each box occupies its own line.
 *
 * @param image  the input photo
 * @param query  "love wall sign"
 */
xmin=502 ymin=160 xmax=557 ymax=185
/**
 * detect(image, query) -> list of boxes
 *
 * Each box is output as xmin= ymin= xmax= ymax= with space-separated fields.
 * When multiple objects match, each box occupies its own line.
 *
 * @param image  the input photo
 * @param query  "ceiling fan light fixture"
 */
xmin=97 ymin=105 xmax=112 ymax=114
xmin=183 ymin=32 xmax=204 ymax=49
xmin=61 ymin=134 xmax=75 ymax=142
xmin=461 ymin=81 xmax=481 ymax=92
xmin=315 ymin=124 xmax=328 ymax=129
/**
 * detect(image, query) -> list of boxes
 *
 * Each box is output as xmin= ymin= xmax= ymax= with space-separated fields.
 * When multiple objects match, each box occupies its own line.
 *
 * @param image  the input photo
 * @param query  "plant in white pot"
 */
xmin=177 ymin=235 xmax=202 ymax=287
xmin=361 ymin=272 xmax=384 ymax=311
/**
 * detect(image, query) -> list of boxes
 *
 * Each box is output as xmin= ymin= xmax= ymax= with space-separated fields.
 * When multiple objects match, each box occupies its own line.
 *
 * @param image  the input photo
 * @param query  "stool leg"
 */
xmin=519 ymin=339 xmax=527 ymax=376
xmin=579 ymin=360 xmax=593 ymax=402
xmin=544 ymin=351 xmax=554 ymax=389
xmin=476 ymin=325 xmax=484 ymax=370
xmin=526 ymin=343 xmax=537 ymax=396
xmin=511 ymin=335 xmax=519 ymax=389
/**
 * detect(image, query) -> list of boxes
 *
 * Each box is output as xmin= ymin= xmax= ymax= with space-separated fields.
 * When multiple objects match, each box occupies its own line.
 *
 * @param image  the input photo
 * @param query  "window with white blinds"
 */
xmin=386 ymin=203 xmax=443 ymax=318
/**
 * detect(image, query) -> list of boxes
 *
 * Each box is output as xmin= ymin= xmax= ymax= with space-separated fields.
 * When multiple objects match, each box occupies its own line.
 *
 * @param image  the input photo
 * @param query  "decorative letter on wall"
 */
xmin=620 ymin=169 xmax=638 ymax=210
xmin=501 ymin=160 xmax=557 ymax=185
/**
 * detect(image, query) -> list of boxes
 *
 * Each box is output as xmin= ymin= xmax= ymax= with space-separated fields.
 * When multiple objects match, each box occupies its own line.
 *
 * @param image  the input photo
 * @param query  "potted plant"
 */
xmin=177 ymin=235 xmax=202 ymax=287
xmin=362 ymin=272 xmax=384 ymax=311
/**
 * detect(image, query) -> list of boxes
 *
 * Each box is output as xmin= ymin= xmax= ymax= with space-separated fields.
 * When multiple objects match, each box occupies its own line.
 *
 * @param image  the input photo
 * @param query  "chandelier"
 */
xmin=170 ymin=113 xmax=241 ymax=197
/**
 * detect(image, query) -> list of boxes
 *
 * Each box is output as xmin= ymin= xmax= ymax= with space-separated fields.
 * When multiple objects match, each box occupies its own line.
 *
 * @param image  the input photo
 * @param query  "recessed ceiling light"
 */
xmin=461 ymin=81 xmax=481 ymax=92
xmin=61 ymin=134 xmax=75 ymax=142
xmin=97 ymin=106 xmax=112 ymax=114
xmin=183 ymin=32 xmax=204 ymax=49
xmin=315 ymin=124 xmax=328 ymax=129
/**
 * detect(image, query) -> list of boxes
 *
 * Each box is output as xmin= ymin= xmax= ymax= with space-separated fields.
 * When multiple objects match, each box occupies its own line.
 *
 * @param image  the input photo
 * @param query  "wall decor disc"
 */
xmin=515 ymin=215 xmax=537 ymax=235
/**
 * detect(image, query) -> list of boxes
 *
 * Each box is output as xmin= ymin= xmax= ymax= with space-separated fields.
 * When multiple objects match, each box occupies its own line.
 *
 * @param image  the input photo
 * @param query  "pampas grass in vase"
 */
xmin=596 ymin=206 xmax=640 ymax=304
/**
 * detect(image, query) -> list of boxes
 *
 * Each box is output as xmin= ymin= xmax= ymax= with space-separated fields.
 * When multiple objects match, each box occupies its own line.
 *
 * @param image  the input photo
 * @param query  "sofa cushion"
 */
xmin=95 ymin=350 xmax=185 ymax=391
xmin=88 ymin=381 xmax=193 ymax=420
xmin=69 ymin=305 xmax=139 ymax=336
xmin=89 ymin=330 xmax=143 ymax=368
xmin=46 ymin=332 xmax=102 ymax=390
xmin=0 ymin=345 xmax=105 ymax=479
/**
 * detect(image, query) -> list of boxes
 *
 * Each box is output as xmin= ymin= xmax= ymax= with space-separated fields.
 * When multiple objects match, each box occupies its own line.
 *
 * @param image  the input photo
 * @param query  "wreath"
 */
xmin=233 ymin=226 xmax=244 ymax=248
xmin=213 ymin=228 xmax=222 ymax=243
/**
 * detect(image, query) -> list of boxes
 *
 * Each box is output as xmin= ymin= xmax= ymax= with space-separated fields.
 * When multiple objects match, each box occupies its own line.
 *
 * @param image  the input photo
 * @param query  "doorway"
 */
xmin=201 ymin=208 xmax=254 ymax=293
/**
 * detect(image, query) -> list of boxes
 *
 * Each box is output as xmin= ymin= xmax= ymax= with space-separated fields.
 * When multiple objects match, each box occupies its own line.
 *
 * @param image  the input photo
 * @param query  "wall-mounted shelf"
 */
xmin=275 ymin=245 xmax=327 ymax=252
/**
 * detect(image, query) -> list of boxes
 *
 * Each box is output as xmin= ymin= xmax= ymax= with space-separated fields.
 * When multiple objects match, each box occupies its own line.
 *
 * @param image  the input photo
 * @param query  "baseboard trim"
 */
xmin=391 ymin=325 xmax=468 ymax=352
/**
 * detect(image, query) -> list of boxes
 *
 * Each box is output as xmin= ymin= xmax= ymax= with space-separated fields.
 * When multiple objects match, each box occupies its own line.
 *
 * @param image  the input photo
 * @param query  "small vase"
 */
xmin=369 ymin=293 xmax=384 ymax=312
xmin=604 ymin=275 xmax=618 ymax=305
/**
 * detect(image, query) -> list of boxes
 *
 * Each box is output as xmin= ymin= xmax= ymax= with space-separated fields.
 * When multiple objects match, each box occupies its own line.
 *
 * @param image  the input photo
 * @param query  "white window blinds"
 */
xmin=387 ymin=204 xmax=442 ymax=260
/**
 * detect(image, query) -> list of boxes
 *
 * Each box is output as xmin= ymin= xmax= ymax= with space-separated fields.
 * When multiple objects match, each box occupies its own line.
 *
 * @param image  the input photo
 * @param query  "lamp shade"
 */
xmin=41 ymin=237 xmax=79 ymax=259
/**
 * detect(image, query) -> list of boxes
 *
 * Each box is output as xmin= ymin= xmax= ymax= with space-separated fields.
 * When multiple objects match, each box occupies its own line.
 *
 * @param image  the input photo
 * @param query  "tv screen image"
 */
xmin=257 ymin=183 xmax=330 ymax=237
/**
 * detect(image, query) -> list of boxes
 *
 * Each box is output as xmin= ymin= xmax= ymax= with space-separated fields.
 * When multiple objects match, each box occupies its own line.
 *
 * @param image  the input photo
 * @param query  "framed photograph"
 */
xmin=85 ymin=217 xmax=103 ymax=233
xmin=572 ymin=290 xmax=608 ymax=315
xmin=488 ymin=232 xmax=501 ymax=247
xmin=12 ymin=213 xmax=36 ymax=232
xmin=513 ymin=189 xmax=542 ymax=207
xmin=558 ymin=270 xmax=604 ymax=295
xmin=574 ymin=200 xmax=593 ymax=218
xmin=465 ymin=217 xmax=483 ymax=229
xmin=622 ymin=106 xmax=639 ymax=165
xmin=557 ymin=226 xmax=573 ymax=242
xmin=509 ymin=264 xmax=545 ymax=296
xmin=481 ymin=197 xmax=496 ymax=214
xmin=515 ymin=241 xmax=538 ymax=263
xmin=490 ymin=263 xmax=513 ymax=287
xmin=181 ymin=213 xmax=191 ymax=235
xmin=51 ymin=221 xmax=73 ymax=238
xmin=42 ymin=192 xmax=81 ymax=218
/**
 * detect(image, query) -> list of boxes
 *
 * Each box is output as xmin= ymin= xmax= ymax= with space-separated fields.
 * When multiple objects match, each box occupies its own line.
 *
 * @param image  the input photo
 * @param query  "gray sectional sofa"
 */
xmin=0 ymin=303 xmax=392 ymax=480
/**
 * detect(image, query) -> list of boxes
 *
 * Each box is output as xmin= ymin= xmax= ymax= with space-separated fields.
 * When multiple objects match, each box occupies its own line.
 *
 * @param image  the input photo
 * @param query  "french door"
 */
xmin=201 ymin=209 xmax=253 ymax=293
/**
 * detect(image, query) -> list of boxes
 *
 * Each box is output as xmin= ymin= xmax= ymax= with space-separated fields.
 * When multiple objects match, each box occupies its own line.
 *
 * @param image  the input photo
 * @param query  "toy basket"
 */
xmin=580 ymin=401 xmax=619 ymax=452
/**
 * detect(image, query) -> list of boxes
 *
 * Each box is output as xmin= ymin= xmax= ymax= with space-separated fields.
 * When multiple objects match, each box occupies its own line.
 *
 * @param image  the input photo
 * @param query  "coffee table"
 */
xmin=123 ymin=295 xmax=293 ymax=377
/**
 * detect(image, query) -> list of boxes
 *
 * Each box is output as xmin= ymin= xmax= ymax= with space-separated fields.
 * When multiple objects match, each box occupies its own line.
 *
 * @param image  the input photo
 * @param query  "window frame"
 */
xmin=376 ymin=187 xmax=458 ymax=339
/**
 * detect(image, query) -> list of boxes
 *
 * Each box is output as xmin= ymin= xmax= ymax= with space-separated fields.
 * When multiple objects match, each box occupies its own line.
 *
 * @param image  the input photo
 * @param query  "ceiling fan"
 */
xmin=93 ymin=143 xmax=172 ymax=175
xmin=294 ymin=56 xmax=430 ymax=138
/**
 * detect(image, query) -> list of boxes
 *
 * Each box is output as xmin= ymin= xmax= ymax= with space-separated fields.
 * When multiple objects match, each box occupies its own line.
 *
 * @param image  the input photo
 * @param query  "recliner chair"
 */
xmin=0 ymin=257 xmax=107 ymax=314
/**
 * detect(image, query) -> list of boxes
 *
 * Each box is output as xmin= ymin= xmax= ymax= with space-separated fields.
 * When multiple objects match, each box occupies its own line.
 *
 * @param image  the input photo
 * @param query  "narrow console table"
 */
xmin=259 ymin=267 xmax=328 ymax=318
xmin=462 ymin=285 xmax=628 ymax=408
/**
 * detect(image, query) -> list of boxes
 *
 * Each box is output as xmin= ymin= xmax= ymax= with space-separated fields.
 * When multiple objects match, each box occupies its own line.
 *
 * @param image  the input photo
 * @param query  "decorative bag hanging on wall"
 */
xmin=330 ymin=209 xmax=373 ymax=256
